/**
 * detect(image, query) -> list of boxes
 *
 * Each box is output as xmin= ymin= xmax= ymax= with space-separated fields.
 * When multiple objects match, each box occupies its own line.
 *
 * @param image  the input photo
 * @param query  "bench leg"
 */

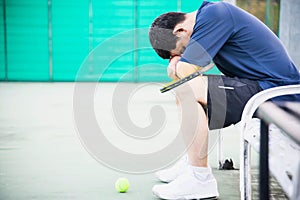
xmin=293 ymin=159 xmax=300 ymax=200
xmin=240 ymin=139 xmax=251 ymax=200
xmin=218 ymin=130 xmax=224 ymax=169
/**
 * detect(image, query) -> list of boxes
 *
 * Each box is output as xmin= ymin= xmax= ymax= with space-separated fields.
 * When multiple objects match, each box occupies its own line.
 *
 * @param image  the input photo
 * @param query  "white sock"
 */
xmin=188 ymin=165 xmax=212 ymax=181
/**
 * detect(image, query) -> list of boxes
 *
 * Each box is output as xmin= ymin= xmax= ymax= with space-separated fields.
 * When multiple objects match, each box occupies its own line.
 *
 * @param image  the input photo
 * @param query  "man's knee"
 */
xmin=174 ymin=76 xmax=208 ymax=105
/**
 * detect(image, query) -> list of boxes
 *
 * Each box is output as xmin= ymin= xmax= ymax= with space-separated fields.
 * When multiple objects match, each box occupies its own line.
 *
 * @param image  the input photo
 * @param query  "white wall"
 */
xmin=222 ymin=0 xmax=236 ymax=5
xmin=279 ymin=0 xmax=300 ymax=69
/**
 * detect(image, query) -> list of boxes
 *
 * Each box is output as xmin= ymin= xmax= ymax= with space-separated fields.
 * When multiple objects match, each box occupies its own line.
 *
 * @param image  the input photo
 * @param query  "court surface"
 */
xmin=0 ymin=82 xmax=285 ymax=200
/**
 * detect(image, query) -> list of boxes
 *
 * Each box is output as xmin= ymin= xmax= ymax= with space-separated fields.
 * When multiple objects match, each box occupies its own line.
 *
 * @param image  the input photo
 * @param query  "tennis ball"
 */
xmin=115 ymin=178 xmax=130 ymax=193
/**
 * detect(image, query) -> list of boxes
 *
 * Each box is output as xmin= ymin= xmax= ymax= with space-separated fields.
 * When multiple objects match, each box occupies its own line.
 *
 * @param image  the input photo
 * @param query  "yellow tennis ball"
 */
xmin=115 ymin=178 xmax=130 ymax=193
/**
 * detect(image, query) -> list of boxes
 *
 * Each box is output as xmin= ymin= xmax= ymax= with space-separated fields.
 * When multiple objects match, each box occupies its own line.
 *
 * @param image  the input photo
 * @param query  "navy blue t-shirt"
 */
xmin=180 ymin=1 xmax=300 ymax=101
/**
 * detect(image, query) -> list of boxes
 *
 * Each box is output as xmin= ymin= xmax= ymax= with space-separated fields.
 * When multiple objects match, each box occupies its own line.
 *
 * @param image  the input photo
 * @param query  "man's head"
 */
xmin=149 ymin=12 xmax=195 ymax=59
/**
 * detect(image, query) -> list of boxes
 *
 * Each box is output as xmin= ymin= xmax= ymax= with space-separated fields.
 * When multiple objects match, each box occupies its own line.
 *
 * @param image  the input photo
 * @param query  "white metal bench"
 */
xmin=238 ymin=85 xmax=300 ymax=199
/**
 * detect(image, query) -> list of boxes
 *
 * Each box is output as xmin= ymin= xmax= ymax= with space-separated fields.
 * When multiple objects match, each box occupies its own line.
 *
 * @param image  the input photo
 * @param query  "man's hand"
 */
xmin=167 ymin=56 xmax=181 ymax=80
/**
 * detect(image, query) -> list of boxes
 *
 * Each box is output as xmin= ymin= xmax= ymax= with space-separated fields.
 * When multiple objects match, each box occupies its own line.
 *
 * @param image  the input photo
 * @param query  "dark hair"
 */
xmin=149 ymin=12 xmax=186 ymax=59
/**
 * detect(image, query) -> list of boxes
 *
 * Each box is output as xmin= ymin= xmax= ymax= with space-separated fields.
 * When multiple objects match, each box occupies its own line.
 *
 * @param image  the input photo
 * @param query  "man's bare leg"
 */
xmin=152 ymin=76 xmax=219 ymax=199
xmin=187 ymin=102 xmax=209 ymax=167
xmin=175 ymin=76 xmax=209 ymax=167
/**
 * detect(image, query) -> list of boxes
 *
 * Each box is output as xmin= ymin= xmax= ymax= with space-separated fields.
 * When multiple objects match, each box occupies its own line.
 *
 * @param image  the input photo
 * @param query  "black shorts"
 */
xmin=207 ymin=75 xmax=262 ymax=130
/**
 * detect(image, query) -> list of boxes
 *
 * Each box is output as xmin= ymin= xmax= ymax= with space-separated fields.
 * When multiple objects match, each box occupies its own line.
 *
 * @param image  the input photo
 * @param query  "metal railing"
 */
xmin=257 ymin=101 xmax=300 ymax=200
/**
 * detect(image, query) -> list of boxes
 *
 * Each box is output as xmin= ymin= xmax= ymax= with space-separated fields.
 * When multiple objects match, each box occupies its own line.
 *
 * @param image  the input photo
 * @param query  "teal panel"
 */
xmin=1 ymin=0 xmax=221 ymax=82
xmin=89 ymin=0 xmax=135 ymax=82
xmin=52 ymin=0 xmax=89 ymax=81
xmin=136 ymin=0 xmax=178 ymax=82
xmin=0 ymin=0 xmax=5 ymax=80
xmin=6 ymin=0 xmax=49 ymax=81
xmin=181 ymin=0 xmax=203 ymax=12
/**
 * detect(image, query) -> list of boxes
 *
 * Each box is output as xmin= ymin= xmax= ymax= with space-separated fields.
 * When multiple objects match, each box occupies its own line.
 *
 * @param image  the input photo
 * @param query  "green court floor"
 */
xmin=0 ymin=83 xmax=285 ymax=200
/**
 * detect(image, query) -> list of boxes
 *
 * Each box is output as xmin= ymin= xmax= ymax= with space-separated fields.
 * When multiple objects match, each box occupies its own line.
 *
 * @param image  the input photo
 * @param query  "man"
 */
xmin=149 ymin=1 xmax=300 ymax=199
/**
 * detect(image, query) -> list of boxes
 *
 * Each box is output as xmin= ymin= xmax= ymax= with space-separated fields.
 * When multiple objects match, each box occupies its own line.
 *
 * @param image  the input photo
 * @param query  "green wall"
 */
xmin=52 ymin=0 xmax=89 ymax=81
xmin=0 ymin=0 xmax=5 ymax=80
xmin=0 ymin=0 xmax=219 ymax=82
xmin=5 ymin=0 xmax=49 ymax=81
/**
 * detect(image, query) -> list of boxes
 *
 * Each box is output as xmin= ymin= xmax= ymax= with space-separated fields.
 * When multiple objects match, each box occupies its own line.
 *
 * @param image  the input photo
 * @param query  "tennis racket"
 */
xmin=160 ymin=62 xmax=215 ymax=93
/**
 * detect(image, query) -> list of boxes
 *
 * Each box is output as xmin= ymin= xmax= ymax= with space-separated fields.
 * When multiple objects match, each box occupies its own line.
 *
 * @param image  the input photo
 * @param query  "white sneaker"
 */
xmin=152 ymin=166 xmax=219 ymax=200
xmin=155 ymin=155 xmax=188 ymax=183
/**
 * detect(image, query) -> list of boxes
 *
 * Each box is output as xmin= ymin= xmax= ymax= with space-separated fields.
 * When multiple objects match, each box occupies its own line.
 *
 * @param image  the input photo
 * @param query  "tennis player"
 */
xmin=149 ymin=1 xmax=300 ymax=199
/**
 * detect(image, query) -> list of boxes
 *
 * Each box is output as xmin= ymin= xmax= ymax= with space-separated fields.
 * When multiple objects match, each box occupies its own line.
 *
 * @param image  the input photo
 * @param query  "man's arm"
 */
xmin=176 ymin=61 xmax=202 ymax=79
xmin=160 ymin=62 xmax=214 ymax=93
xmin=168 ymin=56 xmax=202 ymax=80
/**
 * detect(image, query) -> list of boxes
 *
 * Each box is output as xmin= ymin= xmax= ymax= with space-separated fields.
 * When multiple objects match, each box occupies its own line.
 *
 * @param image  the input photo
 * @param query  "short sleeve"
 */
xmin=180 ymin=2 xmax=234 ymax=67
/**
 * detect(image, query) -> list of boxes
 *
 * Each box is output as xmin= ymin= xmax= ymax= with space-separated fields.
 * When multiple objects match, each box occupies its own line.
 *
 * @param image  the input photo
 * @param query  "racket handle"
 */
xmin=160 ymin=63 xmax=214 ymax=93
